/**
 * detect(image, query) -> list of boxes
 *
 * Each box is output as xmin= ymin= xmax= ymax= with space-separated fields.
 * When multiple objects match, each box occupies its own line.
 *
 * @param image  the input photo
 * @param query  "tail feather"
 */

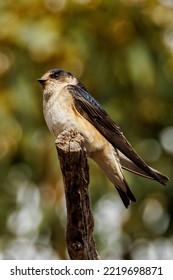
xmin=116 ymin=188 xmax=130 ymax=208
xmin=116 ymin=180 xmax=136 ymax=208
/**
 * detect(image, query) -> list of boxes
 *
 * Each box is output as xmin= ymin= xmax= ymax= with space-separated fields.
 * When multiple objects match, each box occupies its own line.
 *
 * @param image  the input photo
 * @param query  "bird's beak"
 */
xmin=37 ymin=78 xmax=48 ymax=87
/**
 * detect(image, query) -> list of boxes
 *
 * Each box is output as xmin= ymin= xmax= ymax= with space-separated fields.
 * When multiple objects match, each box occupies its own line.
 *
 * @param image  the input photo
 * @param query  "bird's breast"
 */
xmin=43 ymin=86 xmax=108 ymax=155
xmin=43 ymin=87 xmax=76 ymax=136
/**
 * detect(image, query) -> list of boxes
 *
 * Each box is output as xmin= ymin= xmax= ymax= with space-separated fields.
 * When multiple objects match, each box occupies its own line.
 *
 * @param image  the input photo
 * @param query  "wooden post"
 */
xmin=55 ymin=128 xmax=99 ymax=260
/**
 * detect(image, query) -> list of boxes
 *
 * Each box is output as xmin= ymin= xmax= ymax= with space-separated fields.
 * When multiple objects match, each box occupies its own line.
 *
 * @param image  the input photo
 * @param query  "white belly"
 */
xmin=43 ymin=96 xmax=75 ymax=136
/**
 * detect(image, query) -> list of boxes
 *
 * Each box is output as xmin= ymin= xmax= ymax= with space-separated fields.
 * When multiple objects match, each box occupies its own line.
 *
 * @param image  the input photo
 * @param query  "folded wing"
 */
xmin=68 ymin=84 xmax=169 ymax=185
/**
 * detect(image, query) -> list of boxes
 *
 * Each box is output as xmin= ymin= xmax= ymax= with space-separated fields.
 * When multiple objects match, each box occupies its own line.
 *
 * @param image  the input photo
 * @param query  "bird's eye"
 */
xmin=51 ymin=72 xmax=60 ymax=79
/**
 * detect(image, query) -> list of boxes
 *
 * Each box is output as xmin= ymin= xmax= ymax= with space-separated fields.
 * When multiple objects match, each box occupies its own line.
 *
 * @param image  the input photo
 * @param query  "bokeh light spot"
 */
xmin=0 ymin=52 xmax=12 ymax=75
xmin=143 ymin=199 xmax=169 ymax=235
xmin=44 ymin=0 xmax=67 ymax=12
xmin=160 ymin=126 xmax=173 ymax=154
xmin=135 ymin=139 xmax=162 ymax=162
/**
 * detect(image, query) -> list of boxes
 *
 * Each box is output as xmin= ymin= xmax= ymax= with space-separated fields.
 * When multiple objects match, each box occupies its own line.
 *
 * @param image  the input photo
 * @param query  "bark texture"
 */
xmin=55 ymin=128 xmax=99 ymax=260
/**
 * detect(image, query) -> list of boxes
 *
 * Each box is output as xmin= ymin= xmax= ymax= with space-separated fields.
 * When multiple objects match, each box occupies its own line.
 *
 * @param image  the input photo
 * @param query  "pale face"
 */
xmin=39 ymin=69 xmax=78 ymax=91
xmin=38 ymin=69 xmax=79 ymax=103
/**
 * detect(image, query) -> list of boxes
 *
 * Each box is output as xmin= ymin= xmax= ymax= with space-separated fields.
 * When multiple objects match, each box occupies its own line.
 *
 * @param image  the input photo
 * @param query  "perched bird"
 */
xmin=37 ymin=69 xmax=169 ymax=208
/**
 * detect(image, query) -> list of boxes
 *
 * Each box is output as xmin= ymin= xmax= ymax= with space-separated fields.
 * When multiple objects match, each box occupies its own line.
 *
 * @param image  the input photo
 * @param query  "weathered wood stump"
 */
xmin=55 ymin=128 xmax=99 ymax=260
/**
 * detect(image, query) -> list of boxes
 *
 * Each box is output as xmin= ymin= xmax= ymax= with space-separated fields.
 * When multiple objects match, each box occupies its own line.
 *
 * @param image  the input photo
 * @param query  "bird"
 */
xmin=37 ymin=68 xmax=169 ymax=208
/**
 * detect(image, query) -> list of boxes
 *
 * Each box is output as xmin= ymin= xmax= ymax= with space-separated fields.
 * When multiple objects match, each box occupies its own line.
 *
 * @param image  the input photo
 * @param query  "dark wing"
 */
xmin=68 ymin=84 xmax=169 ymax=185
xmin=119 ymin=152 xmax=169 ymax=182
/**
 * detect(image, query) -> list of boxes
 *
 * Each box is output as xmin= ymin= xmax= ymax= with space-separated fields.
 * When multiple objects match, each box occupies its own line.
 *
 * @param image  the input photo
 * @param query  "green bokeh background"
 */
xmin=0 ymin=0 xmax=173 ymax=259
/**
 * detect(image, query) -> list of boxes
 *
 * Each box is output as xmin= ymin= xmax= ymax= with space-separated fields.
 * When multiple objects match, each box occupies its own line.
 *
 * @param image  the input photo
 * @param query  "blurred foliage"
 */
xmin=0 ymin=0 xmax=173 ymax=259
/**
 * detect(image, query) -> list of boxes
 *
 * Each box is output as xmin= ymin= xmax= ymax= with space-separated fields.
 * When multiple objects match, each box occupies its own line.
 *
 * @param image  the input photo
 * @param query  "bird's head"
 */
xmin=37 ymin=69 xmax=79 ymax=91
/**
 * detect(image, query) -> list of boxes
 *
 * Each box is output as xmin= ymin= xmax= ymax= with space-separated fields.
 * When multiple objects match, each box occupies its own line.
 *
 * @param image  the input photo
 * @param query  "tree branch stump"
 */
xmin=55 ymin=128 xmax=99 ymax=260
